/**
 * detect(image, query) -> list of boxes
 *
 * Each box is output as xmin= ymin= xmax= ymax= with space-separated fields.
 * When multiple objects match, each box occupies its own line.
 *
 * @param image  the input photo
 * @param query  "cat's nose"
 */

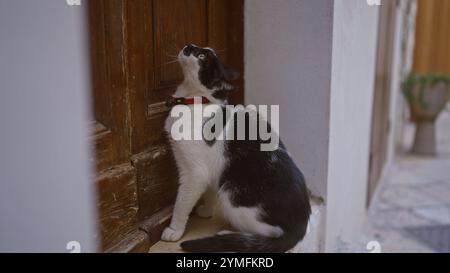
xmin=183 ymin=44 xmax=194 ymax=56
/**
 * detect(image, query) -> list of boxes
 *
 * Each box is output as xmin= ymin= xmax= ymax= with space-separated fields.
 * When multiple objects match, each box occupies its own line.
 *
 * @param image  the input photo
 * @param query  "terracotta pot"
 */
xmin=406 ymin=82 xmax=450 ymax=156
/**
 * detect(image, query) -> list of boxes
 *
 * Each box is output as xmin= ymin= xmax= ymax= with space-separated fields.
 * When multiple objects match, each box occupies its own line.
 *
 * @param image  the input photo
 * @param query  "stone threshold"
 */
xmin=149 ymin=198 xmax=325 ymax=253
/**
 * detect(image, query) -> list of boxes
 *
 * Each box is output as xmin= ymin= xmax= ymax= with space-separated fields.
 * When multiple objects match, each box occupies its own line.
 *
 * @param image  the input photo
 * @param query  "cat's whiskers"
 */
xmin=166 ymin=53 xmax=179 ymax=59
xmin=163 ymin=59 xmax=179 ymax=66
xmin=166 ymin=40 xmax=182 ymax=56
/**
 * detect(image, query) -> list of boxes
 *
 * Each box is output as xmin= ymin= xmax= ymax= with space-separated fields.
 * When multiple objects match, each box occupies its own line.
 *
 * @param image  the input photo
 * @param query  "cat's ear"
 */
xmin=223 ymin=67 xmax=240 ymax=82
xmin=215 ymin=58 xmax=239 ymax=82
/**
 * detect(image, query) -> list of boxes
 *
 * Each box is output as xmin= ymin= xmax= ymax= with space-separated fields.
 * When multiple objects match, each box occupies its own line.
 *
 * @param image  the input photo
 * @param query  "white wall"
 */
xmin=385 ymin=4 xmax=406 ymax=170
xmin=245 ymin=0 xmax=334 ymax=198
xmin=325 ymin=0 xmax=379 ymax=251
xmin=245 ymin=0 xmax=380 ymax=252
xmin=0 ymin=0 xmax=97 ymax=252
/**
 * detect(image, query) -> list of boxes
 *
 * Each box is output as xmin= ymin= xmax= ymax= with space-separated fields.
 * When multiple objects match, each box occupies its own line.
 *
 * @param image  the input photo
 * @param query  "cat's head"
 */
xmin=178 ymin=44 xmax=239 ymax=100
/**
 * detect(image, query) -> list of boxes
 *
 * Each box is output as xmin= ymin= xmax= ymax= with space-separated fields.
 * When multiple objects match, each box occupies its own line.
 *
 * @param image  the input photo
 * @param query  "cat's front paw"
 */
xmin=161 ymin=227 xmax=184 ymax=242
xmin=195 ymin=205 xmax=213 ymax=218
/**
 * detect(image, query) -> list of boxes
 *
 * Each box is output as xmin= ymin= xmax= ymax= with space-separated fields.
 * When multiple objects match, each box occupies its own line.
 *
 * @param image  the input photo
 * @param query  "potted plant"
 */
xmin=402 ymin=73 xmax=450 ymax=156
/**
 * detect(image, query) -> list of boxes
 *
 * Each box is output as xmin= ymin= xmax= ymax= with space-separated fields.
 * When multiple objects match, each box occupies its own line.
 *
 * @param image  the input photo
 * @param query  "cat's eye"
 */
xmin=198 ymin=54 xmax=206 ymax=60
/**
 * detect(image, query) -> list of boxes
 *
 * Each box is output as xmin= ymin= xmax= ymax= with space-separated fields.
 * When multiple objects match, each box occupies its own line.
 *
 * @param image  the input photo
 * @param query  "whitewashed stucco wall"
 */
xmin=389 ymin=0 xmax=417 ymax=161
xmin=0 ymin=0 xmax=97 ymax=252
xmin=326 ymin=0 xmax=379 ymax=252
xmin=245 ymin=0 xmax=334 ymax=199
xmin=245 ymin=0 xmax=381 ymax=252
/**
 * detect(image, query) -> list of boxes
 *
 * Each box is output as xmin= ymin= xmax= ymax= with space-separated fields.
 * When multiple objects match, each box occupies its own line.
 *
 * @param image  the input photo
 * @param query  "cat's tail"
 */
xmin=180 ymin=230 xmax=304 ymax=253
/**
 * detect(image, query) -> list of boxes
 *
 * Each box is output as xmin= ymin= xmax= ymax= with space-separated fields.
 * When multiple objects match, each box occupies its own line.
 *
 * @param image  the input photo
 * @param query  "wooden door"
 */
xmin=367 ymin=0 xmax=397 ymax=206
xmin=88 ymin=0 xmax=243 ymax=252
xmin=413 ymin=0 xmax=450 ymax=75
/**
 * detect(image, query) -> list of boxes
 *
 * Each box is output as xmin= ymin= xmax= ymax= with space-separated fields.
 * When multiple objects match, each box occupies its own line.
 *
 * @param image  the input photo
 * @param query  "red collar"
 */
xmin=166 ymin=96 xmax=210 ymax=107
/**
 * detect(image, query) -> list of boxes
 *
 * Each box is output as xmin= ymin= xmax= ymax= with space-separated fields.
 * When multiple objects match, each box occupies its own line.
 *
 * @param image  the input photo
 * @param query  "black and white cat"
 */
xmin=162 ymin=44 xmax=311 ymax=252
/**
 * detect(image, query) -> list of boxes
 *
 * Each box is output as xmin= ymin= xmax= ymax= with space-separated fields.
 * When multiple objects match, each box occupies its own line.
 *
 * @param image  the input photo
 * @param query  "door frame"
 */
xmin=367 ymin=0 xmax=398 ymax=206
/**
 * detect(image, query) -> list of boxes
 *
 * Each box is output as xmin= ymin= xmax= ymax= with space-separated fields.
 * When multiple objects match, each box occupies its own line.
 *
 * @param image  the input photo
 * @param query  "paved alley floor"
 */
xmin=363 ymin=110 xmax=450 ymax=253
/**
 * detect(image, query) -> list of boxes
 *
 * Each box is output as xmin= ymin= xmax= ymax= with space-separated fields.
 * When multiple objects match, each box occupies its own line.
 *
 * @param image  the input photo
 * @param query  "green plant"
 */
xmin=402 ymin=73 xmax=450 ymax=110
